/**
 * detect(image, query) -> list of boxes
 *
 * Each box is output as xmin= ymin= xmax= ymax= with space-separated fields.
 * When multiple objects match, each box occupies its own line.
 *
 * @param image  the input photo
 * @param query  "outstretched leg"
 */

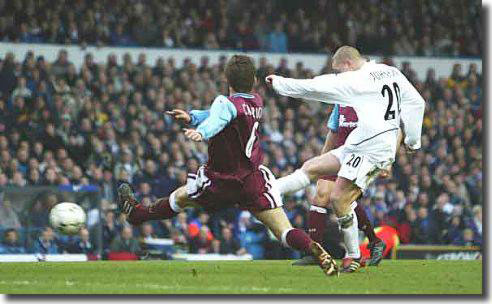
xmin=118 ymin=184 xmax=194 ymax=225
xmin=253 ymin=207 xmax=338 ymax=276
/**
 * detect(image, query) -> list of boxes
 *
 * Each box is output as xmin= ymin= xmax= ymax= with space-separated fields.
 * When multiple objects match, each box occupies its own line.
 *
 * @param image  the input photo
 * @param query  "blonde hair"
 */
xmin=332 ymin=46 xmax=362 ymax=65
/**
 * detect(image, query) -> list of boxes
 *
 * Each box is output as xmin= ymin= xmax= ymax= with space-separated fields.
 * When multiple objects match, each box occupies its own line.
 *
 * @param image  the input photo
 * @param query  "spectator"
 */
xmin=110 ymin=226 xmax=141 ymax=253
xmin=0 ymin=199 xmax=21 ymax=229
xmin=210 ymin=239 xmax=221 ymax=254
xmin=171 ymin=213 xmax=190 ymax=248
xmin=219 ymin=227 xmax=246 ymax=255
xmin=237 ymin=211 xmax=266 ymax=259
xmin=415 ymin=207 xmax=437 ymax=244
xmin=138 ymin=223 xmax=157 ymax=250
xmin=0 ymin=229 xmax=26 ymax=254
xmin=113 ymin=149 xmax=139 ymax=183
xmin=28 ymin=192 xmax=57 ymax=228
xmin=444 ymin=216 xmax=464 ymax=244
xmin=11 ymin=77 xmax=32 ymax=100
xmin=188 ymin=212 xmax=213 ymax=241
xmin=0 ymin=1 xmax=480 ymax=56
xmin=189 ymin=226 xmax=213 ymax=254
xmin=467 ymin=205 xmax=482 ymax=239
xmin=452 ymin=228 xmax=481 ymax=247
xmin=33 ymin=227 xmax=58 ymax=254
xmin=268 ymin=23 xmax=288 ymax=53
xmin=397 ymin=208 xmax=419 ymax=244
xmin=69 ymin=228 xmax=94 ymax=254
xmin=99 ymin=210 xmax=120 ymax=251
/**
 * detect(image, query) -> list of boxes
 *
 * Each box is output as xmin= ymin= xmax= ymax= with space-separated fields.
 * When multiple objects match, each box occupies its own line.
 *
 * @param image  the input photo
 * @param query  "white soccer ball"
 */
xmin=49 ymin=202 xmax=87 ymax=235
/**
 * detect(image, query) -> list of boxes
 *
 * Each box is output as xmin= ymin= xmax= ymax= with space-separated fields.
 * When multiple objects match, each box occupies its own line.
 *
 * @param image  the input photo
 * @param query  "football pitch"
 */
xmin=0 ymin=260 xmax=482 ymax=294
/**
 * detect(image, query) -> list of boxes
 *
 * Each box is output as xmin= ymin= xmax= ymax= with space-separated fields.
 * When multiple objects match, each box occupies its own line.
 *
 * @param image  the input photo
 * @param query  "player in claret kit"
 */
xmin=117 ymin=55 xmax=339 ymax=276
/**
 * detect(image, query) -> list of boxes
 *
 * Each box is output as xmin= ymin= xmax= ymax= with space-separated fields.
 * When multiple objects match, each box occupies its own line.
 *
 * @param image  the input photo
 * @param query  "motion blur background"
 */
xmin=0 ymin=0 xmax=482 ymax=261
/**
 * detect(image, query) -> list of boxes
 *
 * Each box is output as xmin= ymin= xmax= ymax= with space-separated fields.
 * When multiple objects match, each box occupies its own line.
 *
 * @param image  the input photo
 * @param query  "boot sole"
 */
xmin=310 ymin=242 xmax=339 ymax=277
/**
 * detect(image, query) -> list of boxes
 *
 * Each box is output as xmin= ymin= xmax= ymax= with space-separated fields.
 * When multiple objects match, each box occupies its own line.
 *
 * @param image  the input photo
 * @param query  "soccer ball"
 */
xmin=49 ymin=202 xmax=86 ymax=235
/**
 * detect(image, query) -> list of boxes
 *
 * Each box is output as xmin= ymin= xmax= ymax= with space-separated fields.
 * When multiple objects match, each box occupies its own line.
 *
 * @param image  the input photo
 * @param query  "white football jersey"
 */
xmin=270 ymin=60 xmax=425 ymax=156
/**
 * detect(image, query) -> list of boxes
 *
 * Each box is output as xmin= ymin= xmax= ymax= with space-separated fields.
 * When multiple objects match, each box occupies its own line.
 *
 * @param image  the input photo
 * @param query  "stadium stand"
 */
xmin=0 ymin=0 xmax=481 ymax=56
xmin=0 ymin=44 xmax=482 ymax=258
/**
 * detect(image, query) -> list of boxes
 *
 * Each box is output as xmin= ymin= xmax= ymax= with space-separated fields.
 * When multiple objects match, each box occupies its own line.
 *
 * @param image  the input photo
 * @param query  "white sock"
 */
xmin=280 ymin=228 xmax=294 ymax=247
xmin=169 ymin=191 xmax=181 ymax=213
xmin=275 ymin=169 xmax=311 ymax=195
xmin=309 ymin=205 xmax=327 ymax=214
xmin=340 ymin=210 xmax=361 ymax=259
xmin=350 ymin=200 xmax=358 ymax=211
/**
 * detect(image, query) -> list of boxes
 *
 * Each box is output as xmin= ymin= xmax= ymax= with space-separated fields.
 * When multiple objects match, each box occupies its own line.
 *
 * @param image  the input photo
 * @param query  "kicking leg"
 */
xmin=275 ymin=152 xmax=341 ymax=195
xmin=253 ymin=207 xmax=338 ymax=276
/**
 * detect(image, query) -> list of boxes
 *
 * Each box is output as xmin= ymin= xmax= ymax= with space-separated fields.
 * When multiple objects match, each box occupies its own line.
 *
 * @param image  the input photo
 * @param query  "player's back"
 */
xmin=207 ymin=93 xmax=263 ymax=179
xmin=326 ymin=61 xmax=415 ymax=157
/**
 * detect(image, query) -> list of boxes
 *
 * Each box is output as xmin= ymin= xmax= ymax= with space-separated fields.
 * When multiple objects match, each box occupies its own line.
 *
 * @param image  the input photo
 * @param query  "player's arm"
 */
xmin=399 ymin=74 xmax=426 ymax=151
xmin=165 ymin=109 xmax=210 ymax=127
xmin=379 ymin=128 xmax=404 ymax=178
xmin=322 ymin=130 xmax=337 ymax=154
xmin=396 ymin=128 xmax=404 ymax=151
xmin=189 ymin=110 xmax=210 ymax=127
xmin=184 ymin=95 xmax=237 ymax=142
xmin=321 ymin=105 xmax=339 ymax=154
xmin=266 ymin=74 xmax=354 ymax=106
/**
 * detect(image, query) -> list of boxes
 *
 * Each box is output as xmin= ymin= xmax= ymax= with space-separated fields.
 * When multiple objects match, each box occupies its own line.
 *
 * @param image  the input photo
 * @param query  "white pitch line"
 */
xmin=0 ymin=280 xmax=35 ymax=285
xmin=0 ymin=280 xmax=295 ymax=293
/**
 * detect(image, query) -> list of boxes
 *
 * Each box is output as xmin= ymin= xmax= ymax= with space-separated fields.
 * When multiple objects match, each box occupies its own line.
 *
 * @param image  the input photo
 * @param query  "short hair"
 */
xmin=225 ymin=55 xmax=256 ymax=93
xmin=4 ymin=228 xmax=16 ymax=236
xmin=332 ymin=46 xmax=362 ymax=65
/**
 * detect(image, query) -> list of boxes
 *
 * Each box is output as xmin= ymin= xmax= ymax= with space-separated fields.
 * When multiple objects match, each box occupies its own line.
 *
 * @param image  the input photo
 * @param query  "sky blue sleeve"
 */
xmin=196 ymin=95 xmax=237 ymax=140
xmin=189 ymin=110 xmax=210 ymax=127
xmin=327 ymin=104 xmax=339 ymax=132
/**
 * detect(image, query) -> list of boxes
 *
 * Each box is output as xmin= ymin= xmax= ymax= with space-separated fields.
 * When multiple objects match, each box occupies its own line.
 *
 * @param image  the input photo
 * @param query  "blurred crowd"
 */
xmin=0 ymin=46 xmax=482 ymax=258
xmin=0 ymin=0 xmax=482 ymax=57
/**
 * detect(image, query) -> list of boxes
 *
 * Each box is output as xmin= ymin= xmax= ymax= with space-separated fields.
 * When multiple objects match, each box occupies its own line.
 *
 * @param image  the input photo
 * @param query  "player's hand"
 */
xmin=265 ymin=75 xmax=275 ymax=86
xmin=165 ymin=109 xmax=191 ymax=123
xmin=183 ymin=128 xmax=203 ymax=142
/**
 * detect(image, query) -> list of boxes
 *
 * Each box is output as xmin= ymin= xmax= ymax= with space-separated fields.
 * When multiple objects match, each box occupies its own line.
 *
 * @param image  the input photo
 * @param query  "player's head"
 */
xmin=225 ymin=55 xmax=256 ymax=94
xmin=331 ymin=46 xmax=365 ymax=72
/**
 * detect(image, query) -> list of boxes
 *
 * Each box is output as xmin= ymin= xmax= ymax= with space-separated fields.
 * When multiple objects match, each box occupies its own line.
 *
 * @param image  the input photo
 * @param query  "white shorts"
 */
xmin=329 ymin=144 xmax=393 ymax=191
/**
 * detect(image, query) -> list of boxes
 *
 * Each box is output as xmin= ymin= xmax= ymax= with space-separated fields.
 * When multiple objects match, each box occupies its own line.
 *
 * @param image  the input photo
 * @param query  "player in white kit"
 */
xmin=265 ymin=46 xmax=425 ymax=265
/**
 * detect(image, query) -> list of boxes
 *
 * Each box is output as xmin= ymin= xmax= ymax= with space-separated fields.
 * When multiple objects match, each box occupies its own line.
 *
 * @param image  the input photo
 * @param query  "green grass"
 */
xmin=0 ymin=260 xmax=482 ymax=294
